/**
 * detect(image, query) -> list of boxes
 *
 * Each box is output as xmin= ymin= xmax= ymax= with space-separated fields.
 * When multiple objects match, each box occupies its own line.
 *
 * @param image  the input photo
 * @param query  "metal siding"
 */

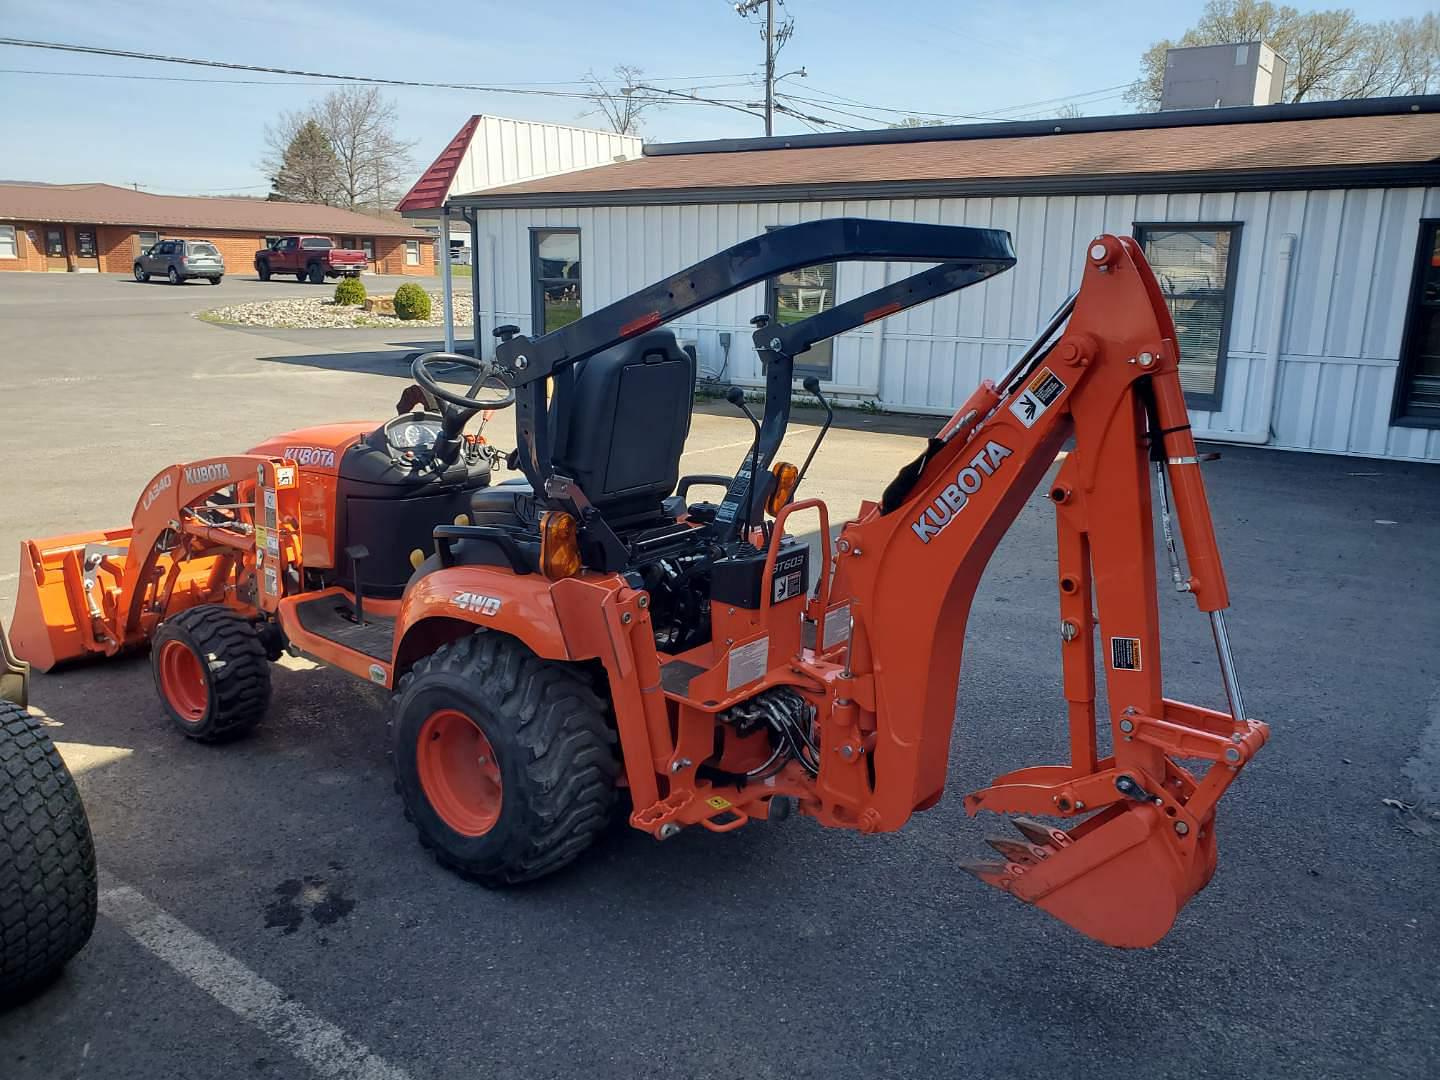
xmin=468 ymin=185 xmax=1440 ymax=460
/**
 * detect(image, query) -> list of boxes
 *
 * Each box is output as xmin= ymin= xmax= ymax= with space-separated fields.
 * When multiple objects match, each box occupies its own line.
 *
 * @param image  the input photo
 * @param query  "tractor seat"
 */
xmin=472 ymin=329 xmax=697 ymax=534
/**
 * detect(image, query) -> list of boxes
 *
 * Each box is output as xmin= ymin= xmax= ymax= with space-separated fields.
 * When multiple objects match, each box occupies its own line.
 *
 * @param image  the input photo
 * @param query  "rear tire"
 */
xmin=133 ymin=264 xmax=148 ymax=283
xmin=167 ymin=267 xmax=181 ymax=285
xmin=295 ymin=272 xmax=307 ymax=283
xmin=0 ymin=701 xmax=97 ymax=1006
xmin=151 ymin=606 xmax=271 ymax=743
xmin=389 ymin=633 xmax=618 ymax=885
xmin=208 ymin=277 xmax=222 ymax=286
xmin=306 ymin=262 xmax=324 ymax=284
xmin=257 ymin=261 xmax=271 ymax=281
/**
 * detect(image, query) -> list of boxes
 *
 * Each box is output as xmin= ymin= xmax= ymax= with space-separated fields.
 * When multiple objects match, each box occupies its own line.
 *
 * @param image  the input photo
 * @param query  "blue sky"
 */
xmin=0 ymin=0 xmax=1433 ymax=196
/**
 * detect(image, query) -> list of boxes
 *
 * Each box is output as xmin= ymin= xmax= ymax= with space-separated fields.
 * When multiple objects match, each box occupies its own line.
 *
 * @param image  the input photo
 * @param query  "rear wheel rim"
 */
xmin=416 ymin=709 xmax=502 ymax=836
xmin=159 ymin=640 xmax=208 ymax=722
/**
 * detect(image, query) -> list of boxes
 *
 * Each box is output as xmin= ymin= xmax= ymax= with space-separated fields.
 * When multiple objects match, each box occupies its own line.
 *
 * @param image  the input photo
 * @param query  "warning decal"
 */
xmin=727 ymin=636 xmax=769 ymax=691
xmin=1009 ymin=368 xmax=1067 ymax=428
xmin=1110 ymin=637 xmax=1142 ymax=671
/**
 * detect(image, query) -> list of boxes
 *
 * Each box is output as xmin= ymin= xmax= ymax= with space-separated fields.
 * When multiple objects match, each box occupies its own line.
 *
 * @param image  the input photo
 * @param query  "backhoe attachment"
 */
xmin=827 ymin=233 xmax=1268 ymax=947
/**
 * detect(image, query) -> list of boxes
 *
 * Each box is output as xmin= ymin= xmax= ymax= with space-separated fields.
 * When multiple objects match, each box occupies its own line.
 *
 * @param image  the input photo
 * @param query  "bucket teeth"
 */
xmin=985 ymin=836 xmax=1048 ymax=866
xmin=958 ymin=859 xmax=1020 ymax=890
xmin=1011 ymin=816 xmax=1071 ymax=850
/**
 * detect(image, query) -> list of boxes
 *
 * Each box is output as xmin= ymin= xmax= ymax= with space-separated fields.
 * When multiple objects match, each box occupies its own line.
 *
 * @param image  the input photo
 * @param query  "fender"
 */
xmin=392 ymin=565 xmax=574 ymax=675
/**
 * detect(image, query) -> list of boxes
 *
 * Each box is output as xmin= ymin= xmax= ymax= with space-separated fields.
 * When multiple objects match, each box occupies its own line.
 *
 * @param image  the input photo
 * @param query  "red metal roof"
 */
xmin=0 ymin=183 xmax=428 ymax=236
xmin=395 ymin=115 xmax=481 ymax=213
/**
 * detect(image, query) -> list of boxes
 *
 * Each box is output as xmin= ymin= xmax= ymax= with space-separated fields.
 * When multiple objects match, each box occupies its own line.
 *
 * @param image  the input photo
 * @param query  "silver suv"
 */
xmin=133 ymin=239 xmax=225 ymax=285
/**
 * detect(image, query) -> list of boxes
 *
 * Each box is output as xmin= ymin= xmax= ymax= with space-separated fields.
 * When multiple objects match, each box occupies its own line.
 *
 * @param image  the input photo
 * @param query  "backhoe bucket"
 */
xmin=964 ymin=804 xmax=1218 ymax=948
xmin=10 ymin=530 xmax=133 ymax=672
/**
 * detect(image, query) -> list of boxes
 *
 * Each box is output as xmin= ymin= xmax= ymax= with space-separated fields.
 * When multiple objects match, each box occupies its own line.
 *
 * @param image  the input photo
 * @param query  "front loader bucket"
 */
xmin=10 ymin=530 xmax=133 ymax=672
xmin=963 ymin=804 xmax=1219 ymax=948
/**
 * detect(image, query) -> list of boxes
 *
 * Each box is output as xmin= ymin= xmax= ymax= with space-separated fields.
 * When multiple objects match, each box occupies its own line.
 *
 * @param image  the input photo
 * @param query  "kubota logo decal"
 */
xmin=910 ymin=440 xmax=1012 ymax=544
xmin=183 ymin=463 xmax=231 ymax=486
xmin=285 ymin=446 xmax=337 ymax=469
xmin=453 ymin=591 xmax=502 ymax=616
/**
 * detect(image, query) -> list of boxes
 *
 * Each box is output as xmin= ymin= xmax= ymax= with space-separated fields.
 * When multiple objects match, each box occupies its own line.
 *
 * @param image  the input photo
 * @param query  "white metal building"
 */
xmin=438 ymin=97 xmax=1440 ymax=463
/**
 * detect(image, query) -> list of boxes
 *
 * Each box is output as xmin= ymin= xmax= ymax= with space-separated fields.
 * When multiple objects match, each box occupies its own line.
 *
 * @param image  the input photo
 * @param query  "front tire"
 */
xmin=306 ymin=262 xmax=324 ymax=284
xmin=295 ymin=272 xmax=307 ymax=283
xmin=257 ymin=261 xmax=271 ymax=281
xmin=389 ymin=633 xmax=618 ymax=885
xmin=0 ymin=701 xmax=97 ymax=1006
xmin=151 ymin=606 xmax=271 ymax=742
xmin=133 ymin=264 xmax=148 ymax=283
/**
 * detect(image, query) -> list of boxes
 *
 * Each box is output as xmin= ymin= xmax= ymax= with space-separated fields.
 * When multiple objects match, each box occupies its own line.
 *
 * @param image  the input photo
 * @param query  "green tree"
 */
xmin=1128 ymin=1 xmax=1440 ymax=110
xmin=265 ymin=119 xmax=341 ymax=205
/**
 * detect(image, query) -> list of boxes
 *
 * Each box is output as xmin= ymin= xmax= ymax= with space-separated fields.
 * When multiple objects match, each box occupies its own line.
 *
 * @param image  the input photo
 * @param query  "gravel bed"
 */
xmin=199 ymin=291 xmax=474 ymax=329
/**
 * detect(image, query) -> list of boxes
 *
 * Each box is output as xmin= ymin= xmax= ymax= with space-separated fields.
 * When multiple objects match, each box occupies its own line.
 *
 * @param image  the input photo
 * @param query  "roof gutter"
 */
xmin=447 ymin=162 xmax=1440 ymax=212
xmin=642 ymin=94 xmax=1440 ymax=156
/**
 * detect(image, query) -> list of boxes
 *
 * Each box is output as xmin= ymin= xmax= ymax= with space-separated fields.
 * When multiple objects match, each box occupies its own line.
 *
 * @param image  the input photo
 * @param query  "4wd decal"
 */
xmin=453 ymin=591 xmax=502 ymax=616
xmin=183 ymin=462 xmax=231 ymax=486
xmin=285 ymin=446 xmax=338 ymax=469
xmin=910 ymin=440 xmax=1012 ymax=544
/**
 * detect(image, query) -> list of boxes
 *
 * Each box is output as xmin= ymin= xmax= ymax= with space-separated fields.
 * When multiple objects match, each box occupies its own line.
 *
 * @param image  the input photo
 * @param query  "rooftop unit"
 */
xmin=1161 ymin=41 xmax=1287 ymax=111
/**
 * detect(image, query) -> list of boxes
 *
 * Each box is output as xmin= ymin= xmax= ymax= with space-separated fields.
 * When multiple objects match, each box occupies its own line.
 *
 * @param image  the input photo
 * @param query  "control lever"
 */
xmin=725 ymin=386 xmax=764 ymax=531
xmin=793 ymin=375 xmax=834 ymax=498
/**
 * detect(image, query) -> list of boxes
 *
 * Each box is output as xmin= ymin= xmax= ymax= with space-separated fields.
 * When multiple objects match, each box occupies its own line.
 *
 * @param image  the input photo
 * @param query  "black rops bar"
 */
xmin=495 ymin=217 xmax=1016 ymax=555
xmin=492 ymin=218 xmax=1015 ymax=386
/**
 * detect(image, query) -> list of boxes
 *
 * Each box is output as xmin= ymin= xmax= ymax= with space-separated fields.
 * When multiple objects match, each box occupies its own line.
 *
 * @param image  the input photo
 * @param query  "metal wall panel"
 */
xmin=468 ymin=183 xmax=1440 ymax=461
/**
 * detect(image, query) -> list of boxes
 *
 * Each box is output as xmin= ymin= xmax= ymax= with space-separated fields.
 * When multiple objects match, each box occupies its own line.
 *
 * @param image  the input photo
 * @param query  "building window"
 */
xmin=44 ymin=229 xmax=64 ymax=257
xmin=76 ymin=230 xmax=96 ymax=259
xmin=767 ymin=257 xmax=837 ymax=380
xmin=361 ymin=238 xmax=375 ymax=264
xmin=405 ymin=239 xmax=421 ymax=266
xmin=1394 ymin=220 xmax=1440 ymax=425
xmin=1134 ymin=223 xmax=1241 ymax=409
xmin=137 ymin=230 xmax=159 ymax=254
xmin=531 ymin=229 xmax=581 ymax=333
xmin=0 ymin=225 xmax=15 ymax=259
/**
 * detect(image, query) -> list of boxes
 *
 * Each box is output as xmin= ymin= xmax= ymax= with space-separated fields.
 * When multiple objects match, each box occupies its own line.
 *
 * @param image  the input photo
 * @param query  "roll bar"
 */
xmin=496 ymin=217 xmax=1017 ymax=563
xmin=493 ymin=218 xmax=1015 ymax=385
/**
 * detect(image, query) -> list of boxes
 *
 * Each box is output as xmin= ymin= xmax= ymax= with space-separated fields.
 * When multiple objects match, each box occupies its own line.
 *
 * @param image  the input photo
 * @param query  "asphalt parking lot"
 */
xmin=1 ymin=271 xmax=1438 ymax=1079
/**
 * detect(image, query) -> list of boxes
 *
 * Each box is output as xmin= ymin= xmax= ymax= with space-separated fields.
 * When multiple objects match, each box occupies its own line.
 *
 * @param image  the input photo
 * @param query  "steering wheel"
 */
xmin=410 ymin=352 xmax=517 ymax=414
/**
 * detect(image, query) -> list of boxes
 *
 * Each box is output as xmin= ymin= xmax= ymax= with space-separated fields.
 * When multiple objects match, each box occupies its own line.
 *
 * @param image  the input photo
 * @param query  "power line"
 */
xmin=0 ymin=39 xmax=754 ymax=101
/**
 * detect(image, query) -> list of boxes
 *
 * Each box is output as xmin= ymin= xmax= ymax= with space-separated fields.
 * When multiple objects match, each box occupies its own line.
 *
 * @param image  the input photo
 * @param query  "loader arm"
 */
xmin=823 ymin=235 xmax=1267 ymax=947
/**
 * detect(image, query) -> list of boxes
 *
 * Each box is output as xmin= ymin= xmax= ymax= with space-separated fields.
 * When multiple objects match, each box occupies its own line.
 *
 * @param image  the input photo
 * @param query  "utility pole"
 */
xmin=735 ymin=0 xmax=777 ymax=136
xmin=763 ymin=0 xmax=775 ymax=136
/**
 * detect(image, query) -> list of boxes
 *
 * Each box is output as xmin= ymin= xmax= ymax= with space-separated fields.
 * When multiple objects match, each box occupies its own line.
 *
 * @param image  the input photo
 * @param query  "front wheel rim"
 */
xmin=416 ymin=709 xmax=502 ymax=836
xmin=158 ymin=639 xmax=208 ymax=722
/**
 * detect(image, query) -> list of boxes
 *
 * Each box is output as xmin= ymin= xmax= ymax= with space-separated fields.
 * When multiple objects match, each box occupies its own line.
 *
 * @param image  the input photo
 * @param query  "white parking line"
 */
xmin=100 ymin=877 xmax=411 ymax=1080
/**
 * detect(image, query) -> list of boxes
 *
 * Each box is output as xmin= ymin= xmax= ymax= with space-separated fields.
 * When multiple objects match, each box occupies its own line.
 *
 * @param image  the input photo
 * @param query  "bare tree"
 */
xmin=580 ymin=64 xmax=661 ymax=135
xmin=313 ymin=86 xmax=417 ymax=211
xmin=1127 ymin=1 xmax=1440 ymax=109
xmin=1055 ymin=103 xmax=1085 ymax=119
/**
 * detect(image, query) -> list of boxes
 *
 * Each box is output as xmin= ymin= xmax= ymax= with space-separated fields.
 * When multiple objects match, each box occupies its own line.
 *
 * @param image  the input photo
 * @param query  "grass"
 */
xmin=448 ymin=264 xmax=472 ymax=277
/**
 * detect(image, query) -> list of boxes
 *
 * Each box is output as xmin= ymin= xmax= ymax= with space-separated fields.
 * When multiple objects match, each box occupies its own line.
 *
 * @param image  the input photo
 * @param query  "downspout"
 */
xmin=1205 ymin=233 xmax=1296 ymax=446
xmin=463 ymin=208 xmax=482 ymax=360
xmin=439 ymin=205 xmax=454 ymax=354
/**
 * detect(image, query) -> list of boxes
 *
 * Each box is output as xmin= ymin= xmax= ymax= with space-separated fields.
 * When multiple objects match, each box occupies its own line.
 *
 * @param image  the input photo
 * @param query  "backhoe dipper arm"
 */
xmin=823 ymin=234 xmax=1267 ymax=948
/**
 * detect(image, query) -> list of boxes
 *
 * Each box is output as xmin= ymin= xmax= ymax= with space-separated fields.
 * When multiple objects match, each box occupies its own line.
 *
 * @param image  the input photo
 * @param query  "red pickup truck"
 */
xmin=255 ymin=235 xmax=368 ymax=283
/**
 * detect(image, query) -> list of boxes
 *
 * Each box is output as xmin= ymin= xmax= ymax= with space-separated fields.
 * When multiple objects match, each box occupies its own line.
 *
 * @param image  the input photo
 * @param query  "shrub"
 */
xmin=393 ymin=283 xmax=432 ymax=321
xmin=333 ymin=277 xmax=367 ymax=306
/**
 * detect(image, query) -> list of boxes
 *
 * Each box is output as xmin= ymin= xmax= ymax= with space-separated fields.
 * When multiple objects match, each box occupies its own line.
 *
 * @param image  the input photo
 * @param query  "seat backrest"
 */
xmin=551 ymin=329 xmax=696 ymax=526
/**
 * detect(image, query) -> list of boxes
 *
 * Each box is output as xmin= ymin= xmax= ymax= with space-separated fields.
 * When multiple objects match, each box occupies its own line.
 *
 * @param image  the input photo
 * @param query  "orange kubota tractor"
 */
xmin=8 ymin=220 xmax=1267 ymax=947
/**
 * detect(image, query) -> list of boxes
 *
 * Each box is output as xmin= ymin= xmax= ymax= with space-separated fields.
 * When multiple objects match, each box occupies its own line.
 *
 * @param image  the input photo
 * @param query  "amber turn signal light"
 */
xmin=539 ymin=510 xmax=583 ymax=580
xmin=766 ymin=461 xmax=799 ymax=516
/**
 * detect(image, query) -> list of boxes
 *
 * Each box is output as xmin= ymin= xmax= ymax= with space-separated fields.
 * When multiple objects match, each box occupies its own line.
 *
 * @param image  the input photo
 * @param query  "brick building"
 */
xmin=0 ymin=182 xmax=435 ymax=276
